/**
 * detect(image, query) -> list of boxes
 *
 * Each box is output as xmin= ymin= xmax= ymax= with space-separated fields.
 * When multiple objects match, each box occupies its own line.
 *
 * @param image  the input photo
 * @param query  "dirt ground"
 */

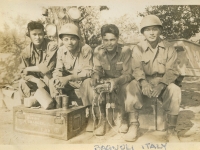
xmin=0 ymin=78 xmax=200 ymax=146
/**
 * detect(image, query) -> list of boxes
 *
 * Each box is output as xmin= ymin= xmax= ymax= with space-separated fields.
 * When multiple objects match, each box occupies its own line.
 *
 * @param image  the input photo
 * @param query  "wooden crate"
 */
xmin=13 ymin=105 xmax=87 ymax=140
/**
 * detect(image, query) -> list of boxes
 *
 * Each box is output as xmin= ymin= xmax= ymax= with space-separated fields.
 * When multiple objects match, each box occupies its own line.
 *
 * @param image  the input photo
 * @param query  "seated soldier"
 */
xmin=19 ymin=21 xmax=58 ymax=103
xmin=129 ymin=15 xmax=181 ymax=142
xmin=49 ymin=23 xmax=93 ymax=105
xmin=79 ymin=24 xmax=135 ymax=137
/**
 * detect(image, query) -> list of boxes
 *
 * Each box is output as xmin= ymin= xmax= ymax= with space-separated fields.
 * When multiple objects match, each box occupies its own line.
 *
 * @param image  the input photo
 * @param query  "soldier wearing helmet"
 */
xmin=127 ymin=15 xmax=181 ymax=142
xmin=49 ymin=23 xmax=93 ymax=104
xmin=19 ymin=21 xmax=58 ymax=105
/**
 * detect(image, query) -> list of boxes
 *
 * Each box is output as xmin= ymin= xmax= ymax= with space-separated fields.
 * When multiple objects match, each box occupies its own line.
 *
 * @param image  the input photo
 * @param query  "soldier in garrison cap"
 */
xmin=79 ymin=24 xmax=135 ymax=136
xmin=19 ymin=21 xmax=58 ymax=103
xmin=128 ymin=15 xmax=181 ymax=142
xmin=49 ymin=23 xmax=93 ymax=105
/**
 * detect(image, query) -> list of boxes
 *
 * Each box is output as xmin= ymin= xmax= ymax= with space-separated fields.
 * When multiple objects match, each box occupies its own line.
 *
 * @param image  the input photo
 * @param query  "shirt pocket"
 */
xmin=101 ymin=63 xmax=110 ymax=70
xmin=115 ymin=62 xmax=123 ymax=70
xmin=141 ymin=57 xmax=150 ymax=65
xmin=157 ymin=57 xmax=166 ymax=73
xmin=157 ymin=58 xmax=166 ymax=66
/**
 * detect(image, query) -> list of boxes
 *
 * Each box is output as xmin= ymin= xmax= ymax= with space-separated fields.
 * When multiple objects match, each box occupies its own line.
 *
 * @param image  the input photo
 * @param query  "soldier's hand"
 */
xmin=151 ymin=83 xmax=166 ymax=98
xmin=90 ymin=74 xmax=100 ymax=87
xmin=140 ymin=80 xmax=152 ymax=98
xmin=58 ymin=76 xmax=71 ymax=87
xmin=108 ymin=78 xmax=119 ymax=93
xmin=53 ymin=78 xmax=62 ymax=88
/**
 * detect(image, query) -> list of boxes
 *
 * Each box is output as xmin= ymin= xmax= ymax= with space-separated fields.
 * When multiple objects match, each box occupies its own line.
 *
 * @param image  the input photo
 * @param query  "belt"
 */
xmin=146 ymin=73 xmax=164 ymax=78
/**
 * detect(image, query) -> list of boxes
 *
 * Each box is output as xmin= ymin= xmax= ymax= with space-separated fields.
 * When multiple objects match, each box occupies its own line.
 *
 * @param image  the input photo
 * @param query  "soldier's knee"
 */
xmin=81 ymin=78 xmax=93 ymax=89
xmin=129 ymin=80 xmax=140 ymax=88
xmin=165 ymin=83 xmax=181 ymax=105
xmin=167 ymin=83 xmax=181 ymax=94
xmin=126 ymin=80 xmax=141 ymax=93
xmin=83 ymin=78 xmax=91 ymax=85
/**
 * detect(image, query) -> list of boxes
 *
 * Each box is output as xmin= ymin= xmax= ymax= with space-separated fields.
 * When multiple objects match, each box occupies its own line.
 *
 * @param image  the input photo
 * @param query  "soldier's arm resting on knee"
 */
xmin=152 ymin=46 xmax=180 ymax=97
xmin=116 ymin=47 xmax=133 ymax=85
xmin=132 ymin=46 xmax=152 ymax=97
xmin=159 ymin=45 xmax=180 ymax=86
xmin=22 ymin=41 xmax=58 ymax=76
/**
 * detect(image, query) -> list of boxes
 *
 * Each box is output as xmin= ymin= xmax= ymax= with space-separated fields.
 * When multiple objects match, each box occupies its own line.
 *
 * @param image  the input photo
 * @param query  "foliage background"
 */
xmin=139 ymin=5 xmax=200 ymax=40
xmin=0 ymin=5 xmax=200 ymax=85
xmin=0 ymin=16 xmax=30 ymax=84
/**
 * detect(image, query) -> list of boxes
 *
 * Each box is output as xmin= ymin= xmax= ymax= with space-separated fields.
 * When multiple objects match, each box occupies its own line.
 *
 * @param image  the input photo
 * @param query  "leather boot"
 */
xmin=124 ymin=112 xmax=139 ymax=142
xmin=86 ymin=106 xmax=97 ymax=132
xmin=118 ymin=113 xmax=129 ymax=133
xmin=166 ymin=114 xmax=180 ymax=142
xmin=94 ymin=104 xmax=106 ymax=136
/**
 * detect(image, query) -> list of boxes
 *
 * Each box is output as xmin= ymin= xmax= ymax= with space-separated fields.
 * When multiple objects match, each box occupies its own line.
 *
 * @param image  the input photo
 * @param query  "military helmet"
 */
xmin=140 ymin=15 xmax=162 ymax=33
xmin=59 ymin=23 xmax=81 ymax=39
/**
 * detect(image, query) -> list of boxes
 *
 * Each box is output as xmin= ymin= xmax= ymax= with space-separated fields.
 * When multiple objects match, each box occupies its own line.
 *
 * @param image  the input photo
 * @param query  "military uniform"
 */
xmin=79 ymin=44 xmax=138 ymax=136
xmin=19 ymin=38 xmax=58 ymax=99
xmin=122 ymin=14 xmax=182 ymax=142
xmin=130 ymin=38 xmax=181 ymax=115
xmin=49 ymin=43 xmax=93 ymax=98
xmin=79 ymin=44 xmax=133 ymax=108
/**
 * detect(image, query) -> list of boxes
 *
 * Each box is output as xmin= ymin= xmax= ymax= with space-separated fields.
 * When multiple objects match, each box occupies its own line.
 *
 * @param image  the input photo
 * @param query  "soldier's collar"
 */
xmin=103 ymin=45 xmax=120 ymax=54
xmin=63 ymin=46 xmax=81 ymax=56
xmin=143 ymin=38 xmax=165 ymax=52
xmin=32 ymin=39 xmax=47 ymax=52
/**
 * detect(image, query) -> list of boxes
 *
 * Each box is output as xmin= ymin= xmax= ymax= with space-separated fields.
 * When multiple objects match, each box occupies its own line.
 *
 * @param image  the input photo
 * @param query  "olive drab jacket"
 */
xmin=93 ymin=44 xmax=133 ymax=85
xmin=53 ymin=43 xmax=93 ymax=78
xmin=132 ymin=38 xmax=180 ymax=85
xmin=19 ymin=38 xmax=58 ymax=81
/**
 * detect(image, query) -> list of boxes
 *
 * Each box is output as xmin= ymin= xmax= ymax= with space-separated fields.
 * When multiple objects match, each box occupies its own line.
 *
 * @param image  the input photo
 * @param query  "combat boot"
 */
xmin=166 ymin=114 xmax=180 ymax=142
xmin=86 ymin=106 xmax=98 ymax=132
xmin=94 ymin=114 xmax=106 ymax=136
xmin=118 ymin=113 xmax=129 ymax=133
xmin=124 ymin=112 xmax=139 ymax=142
xmin=94 ymin=105 xmax=106 ymax=136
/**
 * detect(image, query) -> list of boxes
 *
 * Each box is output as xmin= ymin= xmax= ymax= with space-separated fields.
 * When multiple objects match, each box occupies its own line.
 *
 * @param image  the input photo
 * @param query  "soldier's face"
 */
xmin=62 ymin=35 xmax=79 ymax=51
xmin=29 ymin=29 xmax=44 ymax=46
xmin=143 ymin=26 xmax=161 ymax=43
xmin=102 ymin=33 xmax=118 ymax=52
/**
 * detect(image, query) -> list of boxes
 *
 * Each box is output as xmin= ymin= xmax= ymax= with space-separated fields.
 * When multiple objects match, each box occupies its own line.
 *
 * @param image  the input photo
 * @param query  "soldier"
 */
xmin=49 ymin=23 xmax=93 ymax=104
xmin=129 ymin=15 xmax=181 ymax=142
xmin=79 ymin=24 xmax=134 ymax=137
xmin=19 ymin=21 xmax=58 ymax=103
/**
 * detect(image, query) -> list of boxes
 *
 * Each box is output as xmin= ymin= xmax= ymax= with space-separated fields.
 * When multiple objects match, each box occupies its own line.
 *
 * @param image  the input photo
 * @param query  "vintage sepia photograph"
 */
xmin=0 ymin=0 xmax=200 ymax=149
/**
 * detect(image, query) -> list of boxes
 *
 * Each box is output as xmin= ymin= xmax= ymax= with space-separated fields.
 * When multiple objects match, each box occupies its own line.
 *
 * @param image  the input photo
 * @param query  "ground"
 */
xmin=0 ymin=78 xmax=200 ymax=147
